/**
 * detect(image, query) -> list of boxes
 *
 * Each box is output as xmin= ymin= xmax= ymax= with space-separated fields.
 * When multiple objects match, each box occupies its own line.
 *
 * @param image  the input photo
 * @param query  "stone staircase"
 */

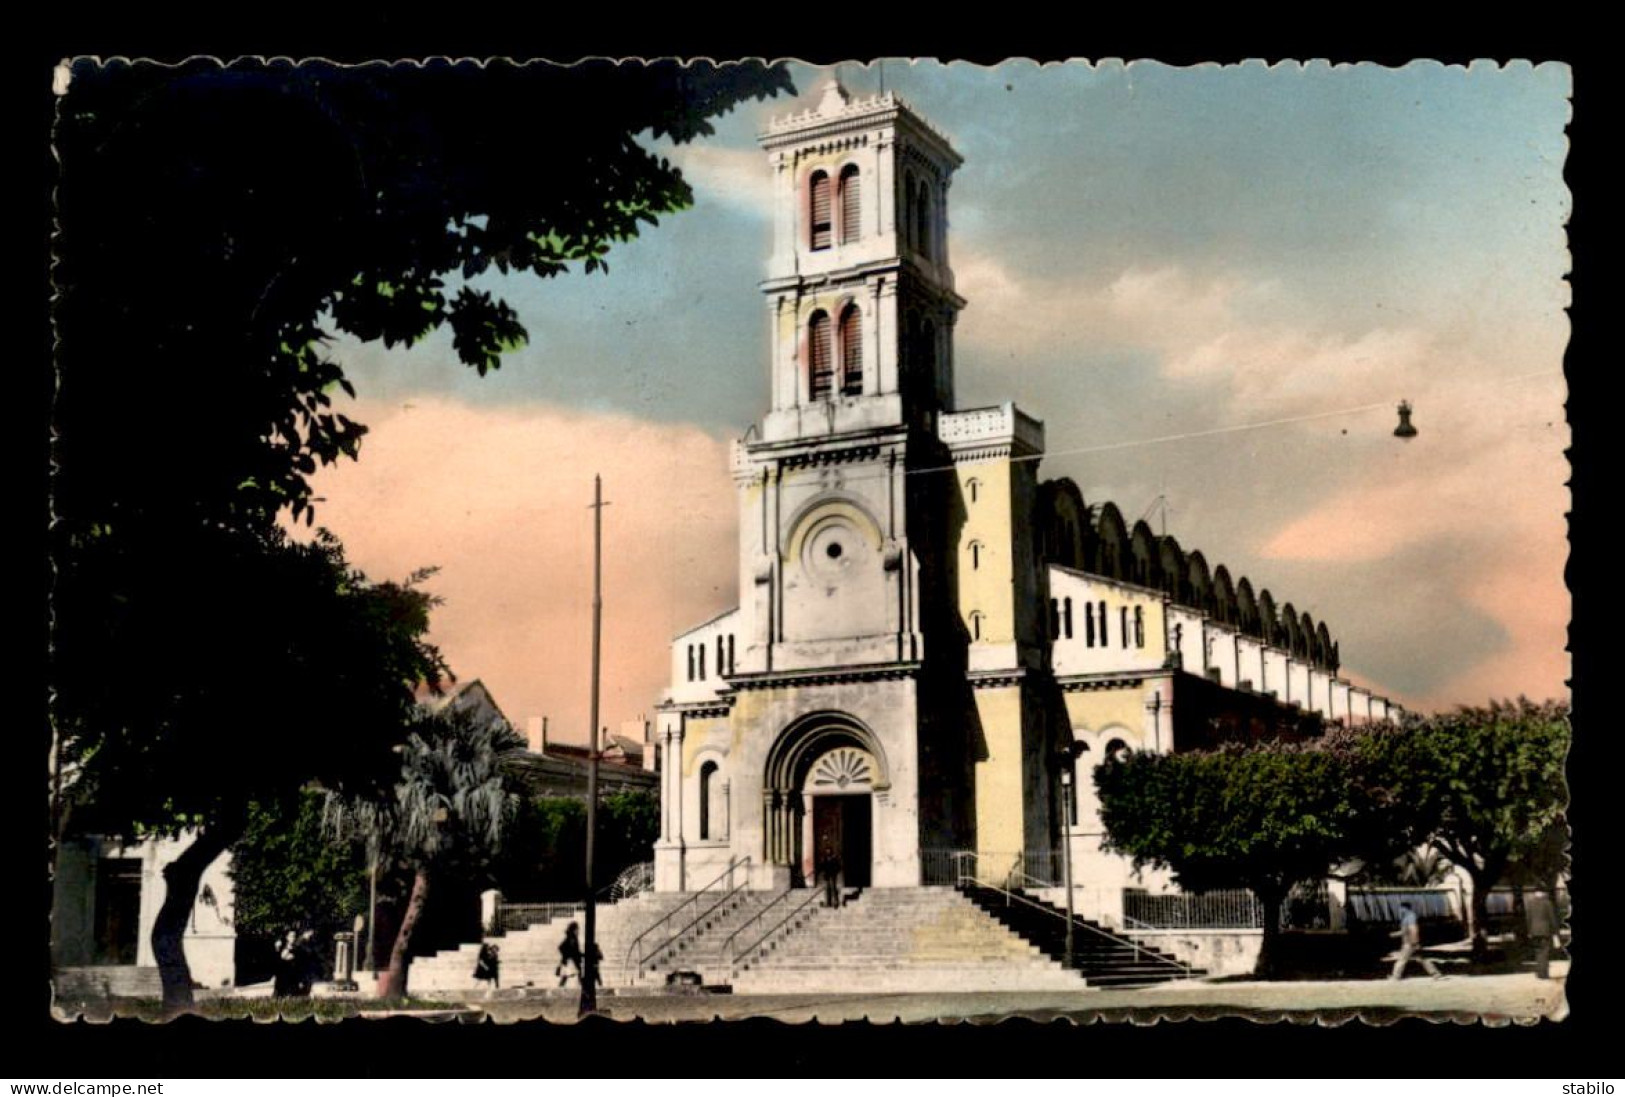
xmin=728 ymin=887 xmax=1094 ymax=993
xmin=624 ymin=889 xmax=798 ymax=987
xmin=408 ymin=891 xmax=694 ymax=994
xmin=411 ymin=884 xmax=1206 ymax=997
xmin=961 ymin=884 xmax=1204 ymax=988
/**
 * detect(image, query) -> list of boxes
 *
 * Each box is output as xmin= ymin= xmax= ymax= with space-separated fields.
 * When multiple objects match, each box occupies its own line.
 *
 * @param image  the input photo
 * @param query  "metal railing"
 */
xmin=921 ymin=848 xmax=968 ymax=886
xmin=1123 ymin=881 xmax=1334 ymax=931
xmin=606 ymin=861 xmax=655 ymax=903
xmin=621 ymin=857 xmax=750 ymax=982
xmin=1123 ymin=888 xmax=1265 ymax=930
xmin=724 ymin=886 xmax=822 ymax=974
xmin=963 ymin=870 xmax=1196 ymax=979
xmin=492 ymin=902 xmax=583 ymax=935
xmin=927 ymin=849 xmax=1067 ymax=889
xmin=1010 ymin=850 xmax=1063 ymax=887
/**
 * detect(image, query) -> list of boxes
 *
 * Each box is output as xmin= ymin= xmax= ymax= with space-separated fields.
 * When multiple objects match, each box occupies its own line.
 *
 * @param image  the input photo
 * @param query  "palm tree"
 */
xmin=329 ymin=709 xmax=524 ymax=999
xmin=1395 ymin=846 xmax=1454 ymax=888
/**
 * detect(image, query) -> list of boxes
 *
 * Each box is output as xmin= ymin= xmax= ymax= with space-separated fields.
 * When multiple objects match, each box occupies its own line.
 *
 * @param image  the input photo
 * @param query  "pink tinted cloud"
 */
xmin=1423 ymin=539 xmax=1570 ymax=709
xmin=1260 ymin=377 xmax=1569 ymax=708
xmin=302 ymin=397 xmax=738 ymax=746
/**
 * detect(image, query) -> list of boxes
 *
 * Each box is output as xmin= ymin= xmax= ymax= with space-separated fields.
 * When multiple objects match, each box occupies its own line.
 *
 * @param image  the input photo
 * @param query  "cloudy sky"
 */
xmin=305 ymin=59 xmax=1572 ymax=746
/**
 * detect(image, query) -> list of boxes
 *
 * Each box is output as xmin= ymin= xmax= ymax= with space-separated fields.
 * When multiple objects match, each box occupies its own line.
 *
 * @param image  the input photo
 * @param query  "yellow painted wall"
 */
xmin=972 ymin=686 xmax=1026 ymax=856
xmin=958 ymin=461 xmax=1015 ymax=642
xmin=1063 ymin=686 xmax=1152 ymax=747
xmin=681 ymin=717 xmax=731 ymax=776
xmin=731 ymin=691 xmax=770 ymax=755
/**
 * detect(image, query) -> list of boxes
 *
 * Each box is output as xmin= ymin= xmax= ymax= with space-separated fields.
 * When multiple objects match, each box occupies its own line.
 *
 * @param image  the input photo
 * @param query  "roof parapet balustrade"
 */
xmin=939 ymin=402 xmax=1045 ymax=457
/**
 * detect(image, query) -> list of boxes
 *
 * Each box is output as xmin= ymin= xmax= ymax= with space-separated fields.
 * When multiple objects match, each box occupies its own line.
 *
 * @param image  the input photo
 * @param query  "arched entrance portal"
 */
xmin=762 ymin=712 xmax=890 ymax=889
xmin=803 ymin=746 xmax=876 ymax=889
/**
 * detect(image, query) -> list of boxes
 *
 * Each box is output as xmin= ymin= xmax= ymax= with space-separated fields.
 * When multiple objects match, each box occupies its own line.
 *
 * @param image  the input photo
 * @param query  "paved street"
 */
xmin=472 ymin=964 xmax=1568 ymax=1024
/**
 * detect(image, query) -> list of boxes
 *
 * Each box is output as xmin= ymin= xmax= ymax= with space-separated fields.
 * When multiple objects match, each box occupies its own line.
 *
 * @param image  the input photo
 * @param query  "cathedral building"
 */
xmin=652 ymin=80 xmax=1398 ymax=919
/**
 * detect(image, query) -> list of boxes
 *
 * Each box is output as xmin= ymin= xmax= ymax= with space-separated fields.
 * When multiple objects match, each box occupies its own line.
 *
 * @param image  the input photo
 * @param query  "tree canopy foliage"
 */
xmin=53 ymin=58 xmax=793 ymax=530
xmin=56 ymin=530 xmax=445 ymax=841
xmin=1356 ymin=699 xmax=1569 ymax=952
xmin=1097 ymin=701 xmax=1569 ymax=974
xmin=495 ymin=789 xmax=660 ymax=901
xmin=50 ymin=58 xmax=792 ymax=1007
xmin=1096 ymin=736 xmax=1362 ymax=976
xmin=231 ymin=788 xmax=370 ymax=944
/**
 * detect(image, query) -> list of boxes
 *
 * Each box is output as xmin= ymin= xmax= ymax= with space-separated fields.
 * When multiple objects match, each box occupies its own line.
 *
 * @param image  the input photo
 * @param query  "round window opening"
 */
xmin=799 ymin=512 xmax=868 ymax=583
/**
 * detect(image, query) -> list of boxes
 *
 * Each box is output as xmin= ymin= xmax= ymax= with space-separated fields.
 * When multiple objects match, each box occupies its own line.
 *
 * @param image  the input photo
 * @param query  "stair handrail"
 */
xmin=1007 ymin=869 xmax=1057 ymax=892
xmin=621 ymin=857 xmax=749 ymax=982
xmin=633 ymin=861 xmax=755 ymax=976
xmin=726 ymin=887 xmax=825 ymax=975
xmin=965 ymin=876 xmax=1196 ymax=978
xmin=720 ymin=885 xmax=795 ymax=972
xmin=952 ymin=850 xmax=979 ymax=888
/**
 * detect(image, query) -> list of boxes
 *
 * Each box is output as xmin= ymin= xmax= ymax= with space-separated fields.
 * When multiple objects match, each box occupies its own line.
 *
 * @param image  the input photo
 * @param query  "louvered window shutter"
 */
xmin=839 ymin=307 xmax=863 ymax=395
xmin=840 ymin=166 xmax=861 ymax=244
xmin=810 ymin=173 xmax=832 ymax=250
xmin=809 ymin=312 xmax=833 ymax=399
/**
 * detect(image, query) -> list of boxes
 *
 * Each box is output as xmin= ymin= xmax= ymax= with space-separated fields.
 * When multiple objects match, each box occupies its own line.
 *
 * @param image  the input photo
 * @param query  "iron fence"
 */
xmin=493 ymin=902 xmax=582 ymax=935
xmin=921 ymin=849 xmax=1068 ymax=888
xmin=1124 ymin=888 xmax=1265 ymax=929
xmin=920 ymin=848 xmax=972 ymax=886
xmin=607 ymin=861 xmax=655 ymax=902
xmin=1124 ymin=881 xmax=1333 ymax=931
xmin=1012 ymin=849 xmax=1063 ymax=887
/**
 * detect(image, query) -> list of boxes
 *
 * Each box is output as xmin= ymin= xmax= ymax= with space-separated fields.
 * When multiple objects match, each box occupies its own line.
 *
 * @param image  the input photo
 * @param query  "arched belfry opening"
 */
xmin=763 ymin=712 xmax=890 ymax=889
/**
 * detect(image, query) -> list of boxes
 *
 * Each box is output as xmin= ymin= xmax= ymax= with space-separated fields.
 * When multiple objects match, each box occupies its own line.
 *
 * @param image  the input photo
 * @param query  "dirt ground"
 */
xmin=468 ymin=963 xmax=1568 ymax=1025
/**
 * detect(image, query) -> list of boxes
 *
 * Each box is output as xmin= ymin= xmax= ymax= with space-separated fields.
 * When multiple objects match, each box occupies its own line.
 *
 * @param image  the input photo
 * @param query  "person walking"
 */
xmin=1526 ymin=890 xmax=1559 ymax=979
xmin=474 ymin=941 xmax=501 ymax=992
xmin=1389 ymin=901 xmax=1443 ymax=980
xmin=557 ymin=921 xmax=584 ymax=988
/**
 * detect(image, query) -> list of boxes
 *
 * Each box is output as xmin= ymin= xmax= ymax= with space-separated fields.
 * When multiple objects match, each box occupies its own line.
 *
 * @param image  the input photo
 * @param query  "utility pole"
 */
xmin=1060 ymin=767 xmax=1076 ymax=970
xmin=580 ymin=475 xmax=609 ymax=1016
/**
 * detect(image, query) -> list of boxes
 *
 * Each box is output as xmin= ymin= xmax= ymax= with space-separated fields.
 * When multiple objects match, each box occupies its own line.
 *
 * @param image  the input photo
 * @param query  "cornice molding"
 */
xmin=730 ymin=662 xmax=921 ymax=691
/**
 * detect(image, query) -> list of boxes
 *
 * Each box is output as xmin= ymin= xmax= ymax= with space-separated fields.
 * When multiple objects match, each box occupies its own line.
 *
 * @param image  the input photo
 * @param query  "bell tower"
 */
xmin=730 ymin=78 xmax=967 ymax=678
xmin=757 ymin=77 xmax=965 ymax=444
xmin=657 ymin=79 xmax=1053 ymax=894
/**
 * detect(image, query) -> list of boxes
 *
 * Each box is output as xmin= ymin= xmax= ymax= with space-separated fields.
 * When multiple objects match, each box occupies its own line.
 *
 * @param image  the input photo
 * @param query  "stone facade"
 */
xmin=654 ymin=80 xmax=1399 ymax=904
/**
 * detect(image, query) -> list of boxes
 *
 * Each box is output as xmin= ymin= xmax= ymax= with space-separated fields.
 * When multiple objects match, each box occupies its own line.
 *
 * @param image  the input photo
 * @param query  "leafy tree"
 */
xmin=1096 ymin=736 xmax=1363 ymax=978
xmin=54 ymin=530 xmax=445 ymax=1008
xmin=1360 ymin=845 xmax=1457 ymax=889
xmin=231 ymin=788 xmax=370 ymax=943
xmin=50 ymin=59 xmax=792 ymax=1008
xmin=327 ymin=709 xmax=525 ymax=999
xmin=1356 ymin=699 xmax=1569 ymax=956
xmin=600 ymin=789 xmax=661 ymax=877
xmin=53 ymin=58 xmax=794 ymax=530
xmin=498 ymin=797 xmax=588 ymax=901
xmin=494 ymin=789 xmax=659 ymax=901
